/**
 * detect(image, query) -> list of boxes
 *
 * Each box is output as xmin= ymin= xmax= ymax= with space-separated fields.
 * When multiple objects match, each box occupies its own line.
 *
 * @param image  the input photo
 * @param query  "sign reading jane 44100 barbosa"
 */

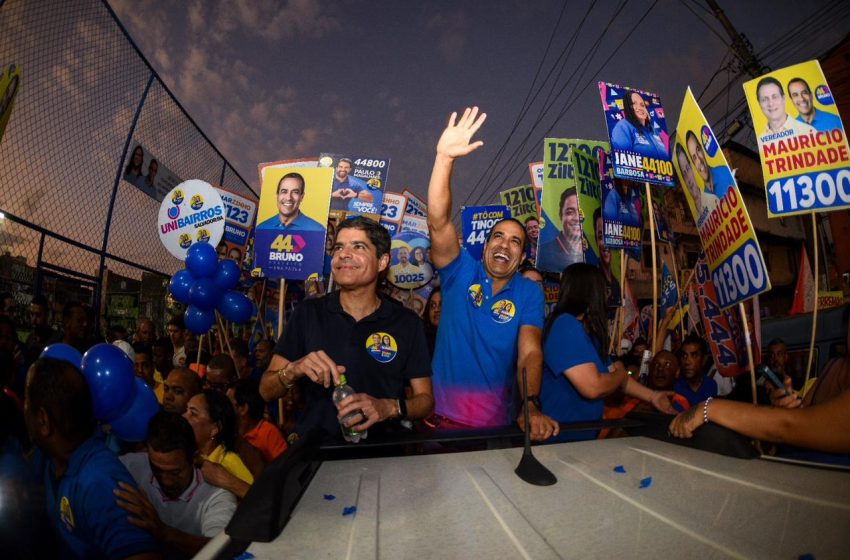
xmin=743 ymin=60 xmax=850 ymax=217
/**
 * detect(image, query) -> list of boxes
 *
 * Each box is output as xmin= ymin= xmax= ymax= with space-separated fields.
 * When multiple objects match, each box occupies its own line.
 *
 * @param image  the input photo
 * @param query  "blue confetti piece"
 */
xmin=798 ymin=554 xmax=816 ymax=560
xmin=234 ymin=553 xmax=255 ymax=560
xmin=639 ymin=477 xmax=652 ymax=489
xmin=323 ymin=494 xmax=336 ymax=501
xmin=613 ymin=465 xmax=626 ymax=473
xmin=342 ymin=506 xmax=357 ymax=516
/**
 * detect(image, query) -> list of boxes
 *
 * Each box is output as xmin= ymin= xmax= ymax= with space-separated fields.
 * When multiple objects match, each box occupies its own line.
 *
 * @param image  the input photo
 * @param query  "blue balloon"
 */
xmin=41 ymin=343 xmax=83 ymax=368
xmin=169 ymin=269 xmax=195 ymax=303
xmin=109 ymin=378 xmax=160 ymax=442
xmin=184 ymin=304 xmax=215 ymax=335
xmin=213 ymin=259 xmax=241 ymax=291
xmin=80 ymin=343 xmax=137 ymax=421
xmin=185 ymin=242 xmax=218 ymax=278
xmin=219 ymin=290 xmax=252 ymax=324
xmin=189 ymin=277 xmax=221 ymax=311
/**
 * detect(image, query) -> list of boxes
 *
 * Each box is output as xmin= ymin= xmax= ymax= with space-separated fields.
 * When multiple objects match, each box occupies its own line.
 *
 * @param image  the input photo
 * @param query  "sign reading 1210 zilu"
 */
xmin=743 ymin=60 xmax=850 ymax=217
xmin=598 ymin=82 xmax=674 ymax=186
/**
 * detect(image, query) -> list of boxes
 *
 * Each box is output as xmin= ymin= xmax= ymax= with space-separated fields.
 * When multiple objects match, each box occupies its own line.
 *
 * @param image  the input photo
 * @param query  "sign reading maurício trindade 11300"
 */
xmin=743 ymin=60 xmax=850 ymax=217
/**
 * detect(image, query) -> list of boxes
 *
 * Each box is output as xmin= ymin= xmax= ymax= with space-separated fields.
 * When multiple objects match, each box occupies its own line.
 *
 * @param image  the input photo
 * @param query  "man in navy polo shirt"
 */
xmin=256 ymin=172 xmax=324 ymax=232
xmin=674 ymin=335 xmax=718 ymax=406
xmin=24 ymin=358 xmax=160 ymax=559
xmin=259 ymin=216 xmax=434 ymax=443
xmin=426 ymin=106 xmax=558 ymax=440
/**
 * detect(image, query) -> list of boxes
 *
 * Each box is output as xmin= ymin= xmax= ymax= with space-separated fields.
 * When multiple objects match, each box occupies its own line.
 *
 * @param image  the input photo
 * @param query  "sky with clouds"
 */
xmin=110 ymin=0 xmax=849 ymax=208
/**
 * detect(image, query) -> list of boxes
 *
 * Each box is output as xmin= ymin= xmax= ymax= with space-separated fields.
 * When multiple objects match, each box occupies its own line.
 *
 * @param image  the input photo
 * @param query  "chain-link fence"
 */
xmin=0 ymin=0 xmax=256 ymax=337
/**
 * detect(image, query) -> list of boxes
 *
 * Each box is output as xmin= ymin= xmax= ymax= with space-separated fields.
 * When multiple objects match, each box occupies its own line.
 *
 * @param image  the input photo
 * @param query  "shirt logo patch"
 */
xmin=491 ymin=299 xmax=516 ymax=323
xmin=60 ymin=496 xmax=75 ymax=532
xmin=468 ymin=284 xmax=484 ymax=308
xmin=366 ymin=332 xmax=397 ymax=363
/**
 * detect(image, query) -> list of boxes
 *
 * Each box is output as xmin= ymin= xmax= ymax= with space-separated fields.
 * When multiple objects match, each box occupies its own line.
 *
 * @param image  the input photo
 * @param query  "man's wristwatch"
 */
xmin=526 ymin=395 xmax=542 ymax=411
xmin=396 ymin=398 xmax=408 ymax=419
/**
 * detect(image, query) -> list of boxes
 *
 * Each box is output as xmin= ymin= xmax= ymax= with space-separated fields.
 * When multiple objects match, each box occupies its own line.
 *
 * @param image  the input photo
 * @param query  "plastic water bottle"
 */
xmin=332 ymin=374 xmax=366 ymax=443
xmin=638 ymin=350 xmax=652 ymax=385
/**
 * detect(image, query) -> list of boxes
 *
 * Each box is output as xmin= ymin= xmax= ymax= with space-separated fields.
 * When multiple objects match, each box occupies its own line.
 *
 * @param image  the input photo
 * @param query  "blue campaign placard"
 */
xmin=598 ymin=82 xmax=674 ymax=186
xmin=461 ymin=205 xmax=511 ymax=260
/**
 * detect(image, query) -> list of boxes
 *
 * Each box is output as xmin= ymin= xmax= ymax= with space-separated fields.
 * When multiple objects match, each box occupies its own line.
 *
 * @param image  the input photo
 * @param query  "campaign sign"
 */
xmin=652 ymin=192 xmax=673 ymax=244
xmin=742 ymin=60 xmax=850 ymax=217
xmin=461 ymin=205 xmax=510 ymax=260
xmin=380 ymin=191 xmax=407 ymax=226
xmin=499 ymin=184 xmax=540 ymax=263
xmin=157 ymin=180 xmax=225 ymax=260
xmin=574 ymin=149 xmax=622 ymax=308
xmin=674 ymin=88 xmax=770 ymax=308
xmin=600 ymin=148 xmax=643 ymax=257
xmin=695 ymin=256 xmax=748 ymax=377
xmin=123 ymin=141 xmax=183 ymax=202
xmin=253 ymin=164 xmax=333 ymax=280
xmin=403 ymin=189 xmax=428 ymax=218
xmin=598 ymin=82 xmax=674 ymax=186
xmin=319 ymin=153 xmax=389 ymax=218
xmin=400 ymin=213 xmax=429 ymax=236
xmin=528 ymin=161 xmax=544 ymax=190
xmin=0 ymin=63 xmax=21 ymax=144
xmin=215 ymin=187 xmax=257 ymax=266
xmin=388 ymin=231 xmax=433 ymax=290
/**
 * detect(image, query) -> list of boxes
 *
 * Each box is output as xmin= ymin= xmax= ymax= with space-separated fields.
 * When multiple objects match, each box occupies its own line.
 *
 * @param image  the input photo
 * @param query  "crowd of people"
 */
xmin=2 ymin=107 xmax=850 ymax=558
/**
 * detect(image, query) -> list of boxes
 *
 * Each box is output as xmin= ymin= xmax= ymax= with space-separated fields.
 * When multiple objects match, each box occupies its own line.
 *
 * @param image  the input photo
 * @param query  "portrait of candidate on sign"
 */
xmin=599 ymin=82 xmax=674 ymax=186
xmin=319 ymin=153 xmax=389 ymax=217
xmin=743 ymin=60 xmax=850 ymax=217
xmin=253 ymin=164 xmax=333 ymax=280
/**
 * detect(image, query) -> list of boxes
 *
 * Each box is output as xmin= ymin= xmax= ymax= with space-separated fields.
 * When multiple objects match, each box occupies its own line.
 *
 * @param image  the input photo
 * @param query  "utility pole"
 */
xmin=705 ymin=0 xmax=768 ymax=78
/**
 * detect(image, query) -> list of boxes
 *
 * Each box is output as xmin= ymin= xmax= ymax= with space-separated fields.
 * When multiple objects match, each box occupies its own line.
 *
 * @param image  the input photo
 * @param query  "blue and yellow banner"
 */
xmin=598 ymin=82 xmax=674 ymax=186
xmin=743 ymin=60 xmax=850 ymax=217
xmin=673 ymin=88 xmax=770 ymax=308
xmin=254 ymin=163 xmax=333 ymax=280
xmin=461 ymin=205 xmax=510 ymax=261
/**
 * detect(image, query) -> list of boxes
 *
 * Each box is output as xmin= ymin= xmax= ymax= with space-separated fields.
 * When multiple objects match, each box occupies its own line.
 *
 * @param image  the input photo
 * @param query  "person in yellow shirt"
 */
xmin=132 ymin=343 xmax=164 ymax=403
xmin=184 ymin=390 xmax=253 ymax=498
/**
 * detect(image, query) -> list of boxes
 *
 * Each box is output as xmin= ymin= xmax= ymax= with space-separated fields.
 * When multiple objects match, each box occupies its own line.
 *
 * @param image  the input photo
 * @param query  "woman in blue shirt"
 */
xmin=611 ymin=90 xmax=668 ymax=161
xmin=541 ymin=263 xmax=674 ymax=442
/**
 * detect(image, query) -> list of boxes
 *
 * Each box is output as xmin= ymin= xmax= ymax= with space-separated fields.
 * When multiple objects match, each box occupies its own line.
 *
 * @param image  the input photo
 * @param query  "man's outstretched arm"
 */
xmin=427 ymin=107 xmax=487 ymax=269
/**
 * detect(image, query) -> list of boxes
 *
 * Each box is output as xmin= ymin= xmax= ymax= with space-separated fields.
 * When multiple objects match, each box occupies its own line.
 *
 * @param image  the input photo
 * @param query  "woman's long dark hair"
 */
xmin=622 ymin=89 xmax=650 ymax=131
xmin=543 ymin=263 xmax=609 ymax=361
xmin=202 ymin=389 xmax=237 ymax=451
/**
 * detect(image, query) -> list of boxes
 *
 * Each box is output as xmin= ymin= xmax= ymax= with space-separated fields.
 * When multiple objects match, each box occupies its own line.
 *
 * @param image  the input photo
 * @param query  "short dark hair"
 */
xmin=201 ymin=389 xmax=237 ymax=451
xmin=167 ymin=315 xmax=185 ymax=330
xmin=108 ymin=325 xmax=128 ymax=340
xmin=207 ymin=353 xmax=237 ymax=382
xmin=152 ymin=336 xmax=173 ymax=353
xmin=229 ymin=339 xmax=249 ymax=360
xmin=524 ymin=216 xmax=539 ymax=225
xmin=757 ymin=76 xmax=784 ymax=98
xmin=336 ymin=216 xmax=391 ymax=258
xmin=278 ymin=172 xmax=305 ymax=193
xmin=787 ymin=77 xmax=810 ymax=93
xmin=132 ymin=342 xmax=153 ymax=359
xmin=485 ymin=218 xmax=528 ymax=250
xmin=558 ymin=188 xmax=577 ymax=215
xmin=685 ymin=130 xmax=702 ymax=155
xmin=31 ymin=295 xmax=48 ymax=308
xmin=234 ymin=380 xmax=265 ymax=421
xmin=680 ymin=334 xmax=708 ymax=358
xmin=62 ymin=301 xmax=84 ymax=322
xmin=26 ymin=358 xmax=95 ymax=444
xmin=168 ymin=366 xmax=202 ymax=394
xmin=146 ymin=411 xmax=197 ymax=461
xmin=767 ymin=338 xmax=786 ymax=348
xmin=339 ymin=157 xmax=353 ymax=166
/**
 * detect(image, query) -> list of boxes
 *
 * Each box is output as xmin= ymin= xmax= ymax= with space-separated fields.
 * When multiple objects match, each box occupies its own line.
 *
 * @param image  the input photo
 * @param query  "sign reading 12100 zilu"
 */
xmin=598 ymin=82 xmax=674 ymax=186
xmin=743 ymin=60 xmax=850 ymax=217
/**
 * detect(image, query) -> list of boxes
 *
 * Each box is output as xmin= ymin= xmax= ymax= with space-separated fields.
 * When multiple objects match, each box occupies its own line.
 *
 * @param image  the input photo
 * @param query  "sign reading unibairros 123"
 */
xmin=743 ymin=60 xmax=850 ymax=217
xmin=158 ymin=180 xmax=225 ymax=260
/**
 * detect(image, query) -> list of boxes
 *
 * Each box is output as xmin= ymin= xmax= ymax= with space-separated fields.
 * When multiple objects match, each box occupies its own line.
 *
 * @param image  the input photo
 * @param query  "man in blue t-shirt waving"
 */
xmin=426 ymin=107 xmax=558 ymax=440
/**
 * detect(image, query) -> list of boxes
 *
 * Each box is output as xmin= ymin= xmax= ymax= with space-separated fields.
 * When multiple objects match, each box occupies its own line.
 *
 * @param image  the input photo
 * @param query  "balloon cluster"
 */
xmin=168 ymin=243 xmax=252 ymax=334
xmin=40 ymin=343 xmax=159 ymax=442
